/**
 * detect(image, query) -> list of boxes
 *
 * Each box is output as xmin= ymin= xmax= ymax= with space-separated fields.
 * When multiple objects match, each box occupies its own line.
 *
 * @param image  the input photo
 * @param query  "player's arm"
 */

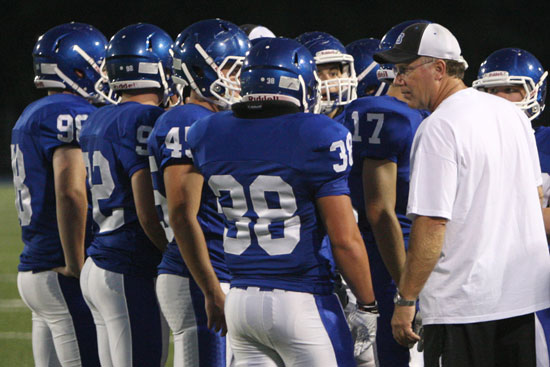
xmin=392 ymin=215 xmax=447 ymax=346
xmin=164 ymin=163 xmax=226 ymax=335
xmin=52 ymin=145 xmax=87 ymax=278
xmin=131 ymin=168 xmax=168 ymax=252
xmin=317 ymin=195 xmax=375 ymax=305
xmin=363 ymin=158 xmax=406 ymax=284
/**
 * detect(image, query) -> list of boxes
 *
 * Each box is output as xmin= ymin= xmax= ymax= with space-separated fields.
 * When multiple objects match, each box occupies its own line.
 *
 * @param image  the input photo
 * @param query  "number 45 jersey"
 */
xmin=188 ymin=110 xmax=353 ymax=295
xmin=11 ymin=94 xmax=95 ymax=272
xmin=80 ymin=102 xmax=164 ymax=277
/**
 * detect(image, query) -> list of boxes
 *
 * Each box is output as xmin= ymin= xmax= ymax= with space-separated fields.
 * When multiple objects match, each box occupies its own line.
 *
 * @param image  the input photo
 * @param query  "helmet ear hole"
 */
xmin=74 ymin=69 xmax=85 ymax=79
xmin=192 ymin=65 xmax=205 ymax=78
xmin=294 ymin=52 xmax=299 ymax=67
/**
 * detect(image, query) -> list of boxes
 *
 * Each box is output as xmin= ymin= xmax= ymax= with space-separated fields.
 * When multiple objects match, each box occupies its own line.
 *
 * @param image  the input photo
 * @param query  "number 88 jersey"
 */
xmin=79 ymin=102 xmax=164 ymax=277
xmin=188 ymin=110 xmax=352 ymax=294
xmin=11 ymin=94 xmax=96 ymax=272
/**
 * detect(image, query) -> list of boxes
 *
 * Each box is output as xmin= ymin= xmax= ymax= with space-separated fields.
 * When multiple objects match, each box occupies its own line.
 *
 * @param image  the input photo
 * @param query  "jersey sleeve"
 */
xmin=357 ymin=110 xmax=411 ymax=163
xmin=118 ymin=106 xmax=164 ymax=178
xmin=302 ymin=118 xmax=352 ymax=198
xmin=39 ymin=109 xmax=90 ymax=161
xmin=407 ymin=117 xmax=457 ymax=220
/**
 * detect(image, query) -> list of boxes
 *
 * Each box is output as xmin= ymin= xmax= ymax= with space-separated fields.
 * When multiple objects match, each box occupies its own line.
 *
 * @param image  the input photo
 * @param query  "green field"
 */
xmin=0 ymin=182 xmax=174 ymax=365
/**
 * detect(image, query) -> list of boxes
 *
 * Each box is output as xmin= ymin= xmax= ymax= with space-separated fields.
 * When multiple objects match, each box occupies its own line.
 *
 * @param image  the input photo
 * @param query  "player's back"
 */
xmin=188 ymin=109 xmax=352 ymax=294
xmin=343 ymin=95 xmax=427 ymax=241
xmin=148 ymin=104 xmax=229 ymax=281
xmin=80 ymin=101 xmax=164 ymax=277
xmin=11 ymin=94 xmax=96 ymax=271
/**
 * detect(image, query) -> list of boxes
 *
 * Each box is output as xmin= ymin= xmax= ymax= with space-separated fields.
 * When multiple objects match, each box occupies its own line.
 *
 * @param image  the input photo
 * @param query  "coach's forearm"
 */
xmin=398 ymin=215 xmax=447 ymax=300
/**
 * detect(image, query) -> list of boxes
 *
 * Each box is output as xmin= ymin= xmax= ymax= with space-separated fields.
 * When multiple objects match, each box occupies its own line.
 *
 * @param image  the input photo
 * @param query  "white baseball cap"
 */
xmin=373 ymin=23 xmax=468 ymax=69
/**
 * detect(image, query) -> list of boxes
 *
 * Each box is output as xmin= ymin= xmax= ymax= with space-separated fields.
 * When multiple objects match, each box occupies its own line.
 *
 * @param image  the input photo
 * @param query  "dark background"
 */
xmin=2 ymin=0 xmax=549 ymax=176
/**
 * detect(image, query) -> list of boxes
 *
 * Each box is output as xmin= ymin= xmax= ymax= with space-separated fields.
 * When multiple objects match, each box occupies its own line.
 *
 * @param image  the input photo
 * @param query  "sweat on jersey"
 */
xmin=147 ymin=104 xmax=229 ymax=281
xmin=187 ymin=109 xmax=353 ymax=295
xmin=12 ymin=94 xmax=95 ymax=272
xmin=80 ymin=102 xmax=164 ymax=278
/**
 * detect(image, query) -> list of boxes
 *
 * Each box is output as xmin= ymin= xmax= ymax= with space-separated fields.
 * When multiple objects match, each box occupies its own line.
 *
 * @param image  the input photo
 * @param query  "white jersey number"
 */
xmin=11 ymin=144 xmax=32 ymax=226
xmin=83 ymin=151 xmax=125 ymax=233
xmin=208 ymin=175 xmax=301 ymax=256
xmin=330 ymin=132 xmax=353 ymax=172
xmin=57 ymin=114 xmax=87 ymax=143
xmin=367 ymin=113 xmax=384 ymax=144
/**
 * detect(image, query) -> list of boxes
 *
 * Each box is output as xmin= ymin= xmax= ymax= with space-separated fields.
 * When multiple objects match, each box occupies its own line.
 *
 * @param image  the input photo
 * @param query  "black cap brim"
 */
xmin=373 ymin=48 xmax=420 ymax=65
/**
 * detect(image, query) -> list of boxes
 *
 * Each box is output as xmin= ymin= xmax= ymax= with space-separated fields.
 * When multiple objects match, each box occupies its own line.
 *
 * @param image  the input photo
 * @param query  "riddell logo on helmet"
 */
xmin=246 ymin=95 xmax=280 ymax=101
xmin=317 ymin=50 xmax=341 ymax=56
xmin=114 ymin=82 xmax=137 ymax=90
xmin=377 ymin=69 xmax=392 ymax=79
xmin=484 ymin=71 xmax=509 ymax=78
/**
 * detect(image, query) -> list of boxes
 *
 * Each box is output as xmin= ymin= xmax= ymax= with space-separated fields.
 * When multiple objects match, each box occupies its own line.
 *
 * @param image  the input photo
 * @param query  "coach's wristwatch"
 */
xmin=393 ymin=291 xmax=416 ymax=306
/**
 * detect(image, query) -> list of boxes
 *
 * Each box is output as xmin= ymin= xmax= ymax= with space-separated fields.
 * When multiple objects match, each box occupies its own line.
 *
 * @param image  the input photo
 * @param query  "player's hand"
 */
xmin=205 ymin=291 xmax=227 ymax=336
xmin=391 ymin=304 xmax=420 ymax=347
xmin=347 ymin=303 xmax=379 ymax=357
xmin=52 ymin=265 xmax=81 ymax=279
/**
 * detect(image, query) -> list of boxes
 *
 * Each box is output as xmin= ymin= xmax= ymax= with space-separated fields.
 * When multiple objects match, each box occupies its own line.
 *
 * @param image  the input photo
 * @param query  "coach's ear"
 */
xmin=433 ymin=59 xmax=446 ymax=81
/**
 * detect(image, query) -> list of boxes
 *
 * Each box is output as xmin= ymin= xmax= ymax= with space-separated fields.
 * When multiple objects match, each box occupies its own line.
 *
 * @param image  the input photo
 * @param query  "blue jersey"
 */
xmin=188 ymin=110 xmax=352 ymax=294
xmin=535 ymin=126 xmax=550 ymax=207
xmin=148 ymin=104 xmax=230 ymax=281
xmin=80 ymin=102 xmax=164 ymax=277
xmin=343 ymin=95 xmax=427 ymax=243
xmin=11 ymin=94 xmax=95 ymax=272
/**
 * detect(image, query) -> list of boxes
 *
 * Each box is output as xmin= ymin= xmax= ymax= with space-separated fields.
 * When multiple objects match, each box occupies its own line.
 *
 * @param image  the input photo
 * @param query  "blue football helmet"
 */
xmin=172 ymin=19 xmax=250 ymax=109
xmin=473 ymin=48 xmax=547 ymax=120
xmin=376 ymin=20 xmax=431 ymax=83
xmin=296 ymin=31 xmax=357 ymax=113
xmin=97 ymin=23 xmax=174 ymax=106
xmin=239 ymin=37 xmax=320 ymax=113
xmin=346 ymin=38 xmax=385 ymax=97
xmin=33 ymin=22 xmax=107 ymax=102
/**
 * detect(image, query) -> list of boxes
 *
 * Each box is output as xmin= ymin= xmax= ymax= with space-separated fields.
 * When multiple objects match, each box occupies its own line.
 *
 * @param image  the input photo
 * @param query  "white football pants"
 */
xmin=17 ymin=270 xmax=98 ymax=367
xmin=80 ymin=257 xmax=166 ymax=367
xmin=156 ymin=273 xmax=232 ymax=367
xmin=225 ymin=287 xmax=355 ymax=367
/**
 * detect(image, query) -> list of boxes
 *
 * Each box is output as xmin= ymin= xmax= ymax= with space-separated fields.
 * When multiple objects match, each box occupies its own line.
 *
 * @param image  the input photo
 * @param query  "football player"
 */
xmin=342 ymin=20 xmax=431 ymax=367
xmin=346 ymin=38 xmax=385 ymax=98
xmin=78 ymin=23 xmax=172 ymax=367
xmin=11 ymin=22 xmax=105 ymax=367
xmin=296 ymin=31 xmax=357 ymax=121
xmin=148 ymin=18 xmax=250 ymax=367
xmin=473 ymin=47 xmax=550 ymax=367
xmin=185 ymin=37 xmax=377 ymax=366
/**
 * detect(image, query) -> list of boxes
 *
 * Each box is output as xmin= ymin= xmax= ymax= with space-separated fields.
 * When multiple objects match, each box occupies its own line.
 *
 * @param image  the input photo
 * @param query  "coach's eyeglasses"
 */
xmin=393 ymin=60 xmax=435 ymax=77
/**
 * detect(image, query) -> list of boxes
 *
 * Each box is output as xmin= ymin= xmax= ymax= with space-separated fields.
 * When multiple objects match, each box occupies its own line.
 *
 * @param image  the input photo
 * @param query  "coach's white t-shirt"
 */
xmin=408 ymin=88 xmax=550 ymax=325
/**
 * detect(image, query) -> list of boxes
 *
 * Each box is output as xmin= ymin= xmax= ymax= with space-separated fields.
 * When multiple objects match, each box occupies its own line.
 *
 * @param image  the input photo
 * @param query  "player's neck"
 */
xmin=120 ymin=92 xmax=161 ymax=106
xmin=47 ymin=90 xmax=76 ymax=96
xmin=186 ymin=91 xmax=221 ymax=112
xmin=386 ymin=84 xmax=407 ymax=103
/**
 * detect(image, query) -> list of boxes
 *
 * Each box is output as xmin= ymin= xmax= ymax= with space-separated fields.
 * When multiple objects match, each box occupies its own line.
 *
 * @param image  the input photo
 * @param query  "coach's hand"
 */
xmin=205 ymin=291 xmax=227 ymax=336
xmin=347 ymin=302 xmax=379 ymax=357
xmin=392 ymin=304 xmax=420 ymax=347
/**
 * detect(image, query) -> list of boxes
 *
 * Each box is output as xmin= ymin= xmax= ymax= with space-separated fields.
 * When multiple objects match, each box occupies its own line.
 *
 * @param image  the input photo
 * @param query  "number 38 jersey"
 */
xmin=11 ymin=94 xmax=95 ymax=272
xmin=188 ymin=110 xmax=352 ymax=294
xmin=343 ymin=96 xmax=427 ymax=243
xmin=147 ymin=104 xmax=229 ymax=281
xmin=80 ymin=102 xmax=164 ymax=278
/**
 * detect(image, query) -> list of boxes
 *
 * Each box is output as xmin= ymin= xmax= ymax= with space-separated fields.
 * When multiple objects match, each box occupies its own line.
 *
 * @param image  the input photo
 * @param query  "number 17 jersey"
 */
xmin=188 ymin=110 xmax=352 ymax=295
